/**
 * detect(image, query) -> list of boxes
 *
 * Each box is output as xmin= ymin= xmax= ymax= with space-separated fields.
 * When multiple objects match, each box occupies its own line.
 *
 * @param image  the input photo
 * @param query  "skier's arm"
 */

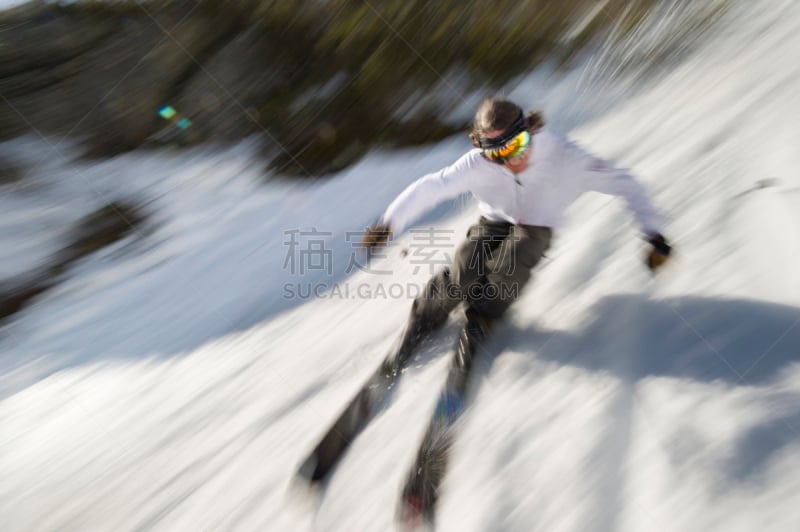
xmin=563 ymin=140 xmax=672 ymax=272
xmin=381 ymin=152 xmax=480 ymax=235
xmin=566 ymin=141 xmax=665 ymax=235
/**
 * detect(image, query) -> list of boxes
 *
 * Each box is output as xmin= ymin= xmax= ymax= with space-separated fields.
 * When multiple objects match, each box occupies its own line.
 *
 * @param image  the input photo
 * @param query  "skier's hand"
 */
xmin=645 ymin=233 xmax=672 ymax=273
xmin=361 ymin=224 xmax=393 ymax=250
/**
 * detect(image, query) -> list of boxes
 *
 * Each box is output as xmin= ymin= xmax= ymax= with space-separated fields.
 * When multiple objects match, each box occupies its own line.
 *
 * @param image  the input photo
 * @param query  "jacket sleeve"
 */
xmin=382 ymin=151 xmax=480 ymax=234
xmin=564 ymin=140 xmax=666 ymax=235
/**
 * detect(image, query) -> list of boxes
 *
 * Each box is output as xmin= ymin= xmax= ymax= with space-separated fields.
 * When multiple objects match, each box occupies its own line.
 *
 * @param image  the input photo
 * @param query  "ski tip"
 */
xmin=285 ymin=470 xmax=324 ymax=526
xmin=296 ymin=453 xmax=319 ymax=483
xmin=397 ymin=493 xmax=433 ymax=530
xmin=288 ymin=459 xmax=323 ymax=502
xmin=296 ymin=452 xmax=332 ymax=489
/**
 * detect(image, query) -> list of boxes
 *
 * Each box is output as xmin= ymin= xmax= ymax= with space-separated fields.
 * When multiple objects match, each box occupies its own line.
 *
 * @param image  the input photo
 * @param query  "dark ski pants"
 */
xmin=410 ymin=217 xmax=552 ymax=330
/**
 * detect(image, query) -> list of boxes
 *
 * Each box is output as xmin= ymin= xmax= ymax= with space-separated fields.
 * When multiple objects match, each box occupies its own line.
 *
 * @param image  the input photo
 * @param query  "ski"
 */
xmin=296 ymin=314 xmax=430 ymax=484
xmin=397 ymin=309 xmax=492 ymax=527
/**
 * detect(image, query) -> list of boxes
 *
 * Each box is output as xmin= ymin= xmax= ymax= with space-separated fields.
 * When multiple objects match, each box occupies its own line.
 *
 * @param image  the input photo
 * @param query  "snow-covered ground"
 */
xmin=2 ymin=1 xmax=800 ymax=530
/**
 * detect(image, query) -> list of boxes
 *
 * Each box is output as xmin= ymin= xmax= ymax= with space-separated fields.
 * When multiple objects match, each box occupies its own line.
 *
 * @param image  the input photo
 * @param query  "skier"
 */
xmin=296 ymin=97 xmax=673 ymax=497
xmin=362 ymin=96 xmax=672 ymax=347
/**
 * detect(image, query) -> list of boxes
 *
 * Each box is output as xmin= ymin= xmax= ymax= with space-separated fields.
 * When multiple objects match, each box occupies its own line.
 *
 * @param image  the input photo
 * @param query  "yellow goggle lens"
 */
xmin=484 ymin=130 xmax=531 ymax=162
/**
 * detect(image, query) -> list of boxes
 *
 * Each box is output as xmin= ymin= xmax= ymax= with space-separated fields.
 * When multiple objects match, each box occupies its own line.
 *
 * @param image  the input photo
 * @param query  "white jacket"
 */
xmin=382 ymin=127 xmax=665 ymax=235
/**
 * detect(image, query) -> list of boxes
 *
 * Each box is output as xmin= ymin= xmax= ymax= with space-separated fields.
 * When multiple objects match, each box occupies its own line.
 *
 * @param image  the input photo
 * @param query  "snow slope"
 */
xmin=2 ymin=1 xmax=800 ymax=531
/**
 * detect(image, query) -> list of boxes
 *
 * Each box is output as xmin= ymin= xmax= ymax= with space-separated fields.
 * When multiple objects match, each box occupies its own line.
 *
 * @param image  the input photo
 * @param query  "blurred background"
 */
xmin=2 ymin=0 xmax=799 ymax=531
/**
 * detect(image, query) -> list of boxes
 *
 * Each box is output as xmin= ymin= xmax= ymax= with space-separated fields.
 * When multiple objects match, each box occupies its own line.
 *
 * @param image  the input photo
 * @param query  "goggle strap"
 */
xmin=479 ymin=112 xmax=528 ymax=149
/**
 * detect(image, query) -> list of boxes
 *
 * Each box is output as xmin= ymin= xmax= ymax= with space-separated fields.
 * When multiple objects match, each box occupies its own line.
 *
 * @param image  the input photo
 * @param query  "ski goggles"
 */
xmin=482 ymin=129 xmax=531 ymax=163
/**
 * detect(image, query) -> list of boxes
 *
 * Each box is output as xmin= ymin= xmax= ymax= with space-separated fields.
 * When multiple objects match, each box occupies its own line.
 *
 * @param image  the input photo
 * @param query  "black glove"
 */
xmin=645 ymin=233 xmax=672 ymax=272
xmin=361 ymin=224 xmax=393 ymax=250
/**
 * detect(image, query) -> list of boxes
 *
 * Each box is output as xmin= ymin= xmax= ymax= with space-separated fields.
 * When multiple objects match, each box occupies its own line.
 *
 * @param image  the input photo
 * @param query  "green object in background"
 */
xmin=158 ymin=105 xmax=177 ymax=120
xmin=158 ymin=105 xmax=192 ymax=130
